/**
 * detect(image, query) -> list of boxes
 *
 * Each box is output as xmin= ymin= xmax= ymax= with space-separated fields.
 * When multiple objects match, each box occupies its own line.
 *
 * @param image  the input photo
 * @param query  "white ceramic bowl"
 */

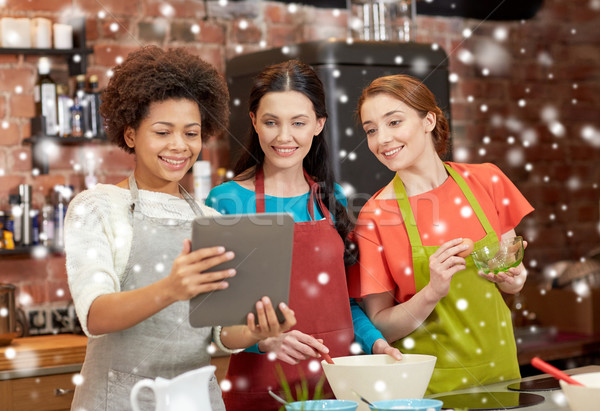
xmin=559 ymin=372 xmax=600 ymax=411
xmin=322 ymin=354 xmax=436 ymax=411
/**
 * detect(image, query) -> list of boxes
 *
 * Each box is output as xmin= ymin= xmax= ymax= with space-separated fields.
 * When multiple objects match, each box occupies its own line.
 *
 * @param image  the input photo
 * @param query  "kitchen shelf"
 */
xmin=23 ymin=135 xmax=108 ymax=144
xmin=23 ymin=135 xmax=109 ymax=174
xmin=0 ymin=17 xmax=91 ymax=76
xmin=0 ymin=47 xmax=93 ymax=76
xmin=0 ymin=245 xmax=64 ymax=258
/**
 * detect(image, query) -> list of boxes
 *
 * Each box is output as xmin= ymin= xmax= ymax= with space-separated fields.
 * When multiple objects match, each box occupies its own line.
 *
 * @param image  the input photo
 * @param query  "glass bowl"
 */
xmin=471 ymin=236 xmax=524 ymax=274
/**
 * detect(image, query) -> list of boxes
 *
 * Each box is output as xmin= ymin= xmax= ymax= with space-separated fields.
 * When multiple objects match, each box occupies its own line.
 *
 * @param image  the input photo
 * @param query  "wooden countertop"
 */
xmin=0 ymin=334 xmax=87 ymax=377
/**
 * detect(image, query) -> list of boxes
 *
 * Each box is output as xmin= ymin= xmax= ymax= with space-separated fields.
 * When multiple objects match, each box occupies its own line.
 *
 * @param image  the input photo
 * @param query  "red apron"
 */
xmin=223 ymin=168 xmax=354 ymax=411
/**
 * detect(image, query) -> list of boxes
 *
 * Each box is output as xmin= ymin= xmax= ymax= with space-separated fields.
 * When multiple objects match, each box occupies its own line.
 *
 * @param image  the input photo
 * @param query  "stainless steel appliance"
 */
xmin=225 ymin=39 xmax=450 ymax=217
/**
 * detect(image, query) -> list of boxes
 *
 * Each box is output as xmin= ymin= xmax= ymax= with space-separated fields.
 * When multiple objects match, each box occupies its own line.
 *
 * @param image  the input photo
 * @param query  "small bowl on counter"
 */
xmin=285 ymin=399 xmax=358 ymax=410
xmin=560 ymin=372 xmax=600 ymax=411
xmin=368 ymin=398 xmax=443 ymax=411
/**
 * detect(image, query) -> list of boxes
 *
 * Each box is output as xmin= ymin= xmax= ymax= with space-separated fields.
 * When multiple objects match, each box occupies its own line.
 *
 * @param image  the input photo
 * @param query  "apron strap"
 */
xmin=255 ymin=167 xmax=267 ymax=214
xmin=127 ymin=173 xmax=204 ymax=217
xmin=254 ymin=167 xmax=332 ymax=222
xmin=128 ymin=174 xmax=140 ymax=213
xmin=392 ymin=174 xmax=422 ymax=247
xmin=392 ymin=163 xmax=495 ymax=247
xmin=443 ymin=164 xmax=494 ymax=235
xmin=179 ymin=185 xmax=205 ymax=217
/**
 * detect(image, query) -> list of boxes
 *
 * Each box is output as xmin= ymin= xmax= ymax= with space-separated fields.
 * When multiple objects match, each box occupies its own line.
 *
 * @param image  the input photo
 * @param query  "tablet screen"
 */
xmin=189 ymin=213 xmax=295 ymax=327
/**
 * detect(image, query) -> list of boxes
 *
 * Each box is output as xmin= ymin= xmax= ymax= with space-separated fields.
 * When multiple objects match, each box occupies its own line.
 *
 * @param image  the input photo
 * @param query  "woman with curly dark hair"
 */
xmin=207 ymin=60 xmax=401 ymax=410
xmin=64 ymin=46 xmax=295 ymax=410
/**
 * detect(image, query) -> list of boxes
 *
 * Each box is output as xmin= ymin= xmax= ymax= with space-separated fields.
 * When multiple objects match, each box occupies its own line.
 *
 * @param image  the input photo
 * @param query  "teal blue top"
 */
xmin=207 ymin=180 xmax=384 ymax=354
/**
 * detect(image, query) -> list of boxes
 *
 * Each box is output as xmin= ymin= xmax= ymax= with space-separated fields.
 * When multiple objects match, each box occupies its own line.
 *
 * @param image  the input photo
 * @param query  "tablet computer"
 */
xmin=189 ymin=213 xmax=295 ymax=327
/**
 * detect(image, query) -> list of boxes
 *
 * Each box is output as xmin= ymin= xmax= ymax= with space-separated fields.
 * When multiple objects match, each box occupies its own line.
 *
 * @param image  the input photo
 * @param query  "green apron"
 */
xmin=391 ymin=163 xmax=520 ymax=394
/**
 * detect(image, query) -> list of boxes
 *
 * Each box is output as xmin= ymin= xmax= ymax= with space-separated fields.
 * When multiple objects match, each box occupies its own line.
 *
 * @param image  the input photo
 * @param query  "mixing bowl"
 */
xmin=285 ymin=399 xmax=358 ymax=410
xmin=321 ymin=354 xmax=436 ymax=411
xmin=369 ymin=398 xmax=443 ymax=411
xmin=471 ymin=236 xmax=524 ymax=274
xmin=559 ymin=372 xmax=600 ymax=411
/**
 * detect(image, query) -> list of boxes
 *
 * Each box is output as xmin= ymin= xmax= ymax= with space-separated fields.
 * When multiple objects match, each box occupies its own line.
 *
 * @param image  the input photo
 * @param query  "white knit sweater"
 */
xmin=64 ymin=184 xmax=219 ymax=337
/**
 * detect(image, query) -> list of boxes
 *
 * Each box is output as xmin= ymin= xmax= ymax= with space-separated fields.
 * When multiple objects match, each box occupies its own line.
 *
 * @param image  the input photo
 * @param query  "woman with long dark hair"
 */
xmin=207 ymin=60 xmax=400 ymax=410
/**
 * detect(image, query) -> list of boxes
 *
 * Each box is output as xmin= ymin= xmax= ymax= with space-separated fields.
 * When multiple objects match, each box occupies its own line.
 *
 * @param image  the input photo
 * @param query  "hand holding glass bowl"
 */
xmin=471 ymin=236 xmax=525 ymax=275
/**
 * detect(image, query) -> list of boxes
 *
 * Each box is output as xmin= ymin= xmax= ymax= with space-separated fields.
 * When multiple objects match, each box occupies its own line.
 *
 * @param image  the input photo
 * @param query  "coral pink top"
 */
xmin=348 ymin=162 xmax=534 ymax=303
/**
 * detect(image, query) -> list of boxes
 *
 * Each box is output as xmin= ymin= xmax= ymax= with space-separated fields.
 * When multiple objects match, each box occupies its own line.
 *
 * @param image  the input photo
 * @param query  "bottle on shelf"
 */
xmin=1 ymin=209 xmax=15 ymax=250
xmin=193 ymin=161 xmax=212 ymax=202
xmin=34 ymin=57 xmax=58 ymax=136
xmin=18 ymin=184 xmax=32 ymax=246
xmin=56 ymin=84 xmax=73 ymax=137
xmin=52 ymin=185 xmax=74 ymax=249
xmin=87 ymin=74 xmax=105 ymax=138
xmin=74 ymin=74 xmax=92 ymax=138
xmin=40 ymin=203 xmax=54 ymax=247
xmin=0 ymin=211 xmax=5 ymax=249
xmin=70 ymin=104 xmax=83 ymax=137
xmin=8 ymin=194 xmax=21 ymax=247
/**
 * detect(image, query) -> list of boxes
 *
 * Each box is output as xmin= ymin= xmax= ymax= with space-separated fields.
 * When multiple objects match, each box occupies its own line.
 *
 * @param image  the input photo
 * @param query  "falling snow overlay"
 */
xmin=0 ymin=0 xmax=599 ymax=407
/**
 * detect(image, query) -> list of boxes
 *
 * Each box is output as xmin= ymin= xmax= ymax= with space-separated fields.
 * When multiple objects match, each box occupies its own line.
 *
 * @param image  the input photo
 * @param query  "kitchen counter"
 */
xmin=0 ymin=334 xmax=87 ymax=381
xmin=428 ymin=365 xmax=600 ymax=410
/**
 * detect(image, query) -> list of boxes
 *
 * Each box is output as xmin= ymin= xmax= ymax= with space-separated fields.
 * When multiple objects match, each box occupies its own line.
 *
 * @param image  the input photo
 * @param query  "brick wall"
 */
xmin=0 ymin=0 xmax=599 ymax=306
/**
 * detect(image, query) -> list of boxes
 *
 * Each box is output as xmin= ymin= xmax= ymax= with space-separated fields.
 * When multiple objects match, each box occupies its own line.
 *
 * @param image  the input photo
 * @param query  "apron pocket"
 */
xmin=107 ymin=368 xmax=155 ymax=411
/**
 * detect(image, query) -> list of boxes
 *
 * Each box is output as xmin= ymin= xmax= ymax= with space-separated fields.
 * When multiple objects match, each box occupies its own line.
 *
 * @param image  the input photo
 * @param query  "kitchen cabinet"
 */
xmin=0 ymin=335 xmax=86 ymax=410
xmin=0 ymin=372 xmax=77 ymax=411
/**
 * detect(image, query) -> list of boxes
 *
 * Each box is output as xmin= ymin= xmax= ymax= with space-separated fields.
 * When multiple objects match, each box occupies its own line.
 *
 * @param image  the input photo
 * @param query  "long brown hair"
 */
xmin=356 ymin=74 xmax=450 ymax=157
xmin=234 ymin=60 xmax=356 ymax=265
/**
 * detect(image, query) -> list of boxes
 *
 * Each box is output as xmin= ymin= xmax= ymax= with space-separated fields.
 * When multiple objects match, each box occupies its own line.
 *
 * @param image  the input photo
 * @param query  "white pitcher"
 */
xmin=130 ymin=365 xmax=215 ymax=411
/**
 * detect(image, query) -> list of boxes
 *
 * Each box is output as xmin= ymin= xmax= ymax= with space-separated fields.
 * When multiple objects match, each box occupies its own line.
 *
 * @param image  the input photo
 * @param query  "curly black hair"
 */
xmin=100 ymin=46 xmax=230 ymax=153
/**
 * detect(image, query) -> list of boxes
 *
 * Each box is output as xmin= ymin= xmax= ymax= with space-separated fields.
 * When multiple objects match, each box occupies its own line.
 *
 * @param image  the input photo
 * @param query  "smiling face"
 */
xmin=360 ymin=93 xmax=436 ymax=172
xmin=250 ymin=90 xmax=325 ymax=173
xmin=124 ymin=98 xmax=202 ymax=195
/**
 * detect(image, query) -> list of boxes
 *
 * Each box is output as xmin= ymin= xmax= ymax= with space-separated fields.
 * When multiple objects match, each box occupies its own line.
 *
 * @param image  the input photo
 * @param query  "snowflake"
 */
xmin=220 ymin=379 xmax=232 ymax=392
xmin=460 ymin=206 xmax=472 ymax=219
xmin=402 ymin=337 xmax=415 ymax=349
xmin=433 ymin=221 xmax=447 ymax=234
xmin=308 ymin=360 xmax=320 ymax=372
xmin=493 ymin=27 xmax=508 ymax=41
xmin=350 ymin=342 xmax=362 ymax=355
xmin=317 ymin=272 xmax=330 ymax=285
xmin=72 ymin=373 xmax=84 ymax=386
xmin=374 ymin=380 xmax=387 ymax=392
